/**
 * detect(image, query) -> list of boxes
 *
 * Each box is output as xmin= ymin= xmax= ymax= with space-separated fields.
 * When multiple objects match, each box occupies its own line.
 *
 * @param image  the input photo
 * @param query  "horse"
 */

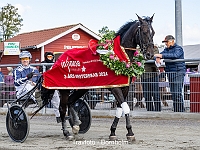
xmin=42 ymin=14 xmax=155 ymax=141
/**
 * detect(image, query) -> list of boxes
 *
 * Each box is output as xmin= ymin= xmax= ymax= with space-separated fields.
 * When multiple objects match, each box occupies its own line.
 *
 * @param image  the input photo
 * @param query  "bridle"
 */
xmin=122 ymin=19 xmax=154 ymax=59
xmin=117 ymin=15 xmax=155 ymax=61
xmin=137 ymin=20 xmax=154 ymax=59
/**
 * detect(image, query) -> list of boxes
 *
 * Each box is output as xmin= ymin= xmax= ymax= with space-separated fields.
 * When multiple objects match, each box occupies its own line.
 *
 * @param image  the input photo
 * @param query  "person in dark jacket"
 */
xmin=154 ymin=35 xmax=186 ymax=112
xmin=39 ymin=52 xmax=61 ymax=123
xmin=39 ymin=52 xmax=54 ymax=73
xmin=141 ymin=46 xmax=161 ymax=111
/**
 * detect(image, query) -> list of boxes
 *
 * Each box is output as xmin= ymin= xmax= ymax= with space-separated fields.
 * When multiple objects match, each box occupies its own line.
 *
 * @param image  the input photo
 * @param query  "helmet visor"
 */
xmin=21 ymin=57 xmax=30 ymax=61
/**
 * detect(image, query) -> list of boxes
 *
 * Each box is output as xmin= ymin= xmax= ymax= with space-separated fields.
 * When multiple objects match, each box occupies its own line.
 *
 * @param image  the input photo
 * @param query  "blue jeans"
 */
xmin=167 ymin=72 xmax=185 ymax=112
xmin=141 ymin=76 xmax=161 ymax=111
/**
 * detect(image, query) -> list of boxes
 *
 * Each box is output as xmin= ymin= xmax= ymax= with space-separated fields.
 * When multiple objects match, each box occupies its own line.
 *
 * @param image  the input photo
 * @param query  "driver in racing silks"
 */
xmin=13 ymin=51 xmax=40 ymax=105
xmin=39 ymin=52 xmax=61 ymax=123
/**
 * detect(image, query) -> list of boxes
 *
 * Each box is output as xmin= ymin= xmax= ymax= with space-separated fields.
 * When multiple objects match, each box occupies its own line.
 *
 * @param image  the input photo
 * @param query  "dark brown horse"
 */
xmin=42 ymin=14 xmax=155 ymax=141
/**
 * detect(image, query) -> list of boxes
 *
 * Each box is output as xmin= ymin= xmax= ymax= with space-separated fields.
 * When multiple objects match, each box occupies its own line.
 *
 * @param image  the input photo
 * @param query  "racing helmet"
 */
xmin=19 ymin=51 xmax=32 ymax=59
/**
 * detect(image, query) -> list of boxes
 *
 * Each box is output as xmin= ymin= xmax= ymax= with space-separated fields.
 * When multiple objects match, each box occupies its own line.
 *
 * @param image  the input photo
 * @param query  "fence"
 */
xmin=85 ymin=72 xmax=199 ymax=112
xmin=0 ymin=61 xmax=200 ymax=113
xmin=0 ymin=71 xmax=200 ymax=113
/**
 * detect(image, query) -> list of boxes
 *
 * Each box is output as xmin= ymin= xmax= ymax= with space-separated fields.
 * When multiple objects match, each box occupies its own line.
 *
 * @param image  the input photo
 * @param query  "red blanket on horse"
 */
xmin=43 ymin=38 xmax=129 ymax=89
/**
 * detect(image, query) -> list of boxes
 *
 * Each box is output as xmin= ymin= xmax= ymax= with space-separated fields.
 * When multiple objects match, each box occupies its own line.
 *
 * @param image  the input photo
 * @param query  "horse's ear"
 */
xmin=150 ymin=13 xmax=155 ymax=22
xmin=136 ymin=13 xmax=143 ymax=22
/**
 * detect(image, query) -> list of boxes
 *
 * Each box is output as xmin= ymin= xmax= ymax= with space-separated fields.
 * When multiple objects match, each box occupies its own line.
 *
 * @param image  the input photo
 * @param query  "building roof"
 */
xmin=183 ymin=44 xmax=200 ymax=59
xmin=0 ymin=23 xmax=101 ymax=51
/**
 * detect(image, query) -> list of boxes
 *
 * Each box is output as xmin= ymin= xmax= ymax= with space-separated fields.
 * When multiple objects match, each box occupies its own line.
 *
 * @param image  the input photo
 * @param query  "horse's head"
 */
xmin=119 ymin=14 xmax=155 ymax=61
xmin=136 ymin=14 xmax=155 ymax=60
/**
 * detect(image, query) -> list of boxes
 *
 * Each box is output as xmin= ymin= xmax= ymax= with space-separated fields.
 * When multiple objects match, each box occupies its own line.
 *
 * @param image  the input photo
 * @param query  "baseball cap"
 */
xmin=162 ymin=35 xmax=175 ymax=43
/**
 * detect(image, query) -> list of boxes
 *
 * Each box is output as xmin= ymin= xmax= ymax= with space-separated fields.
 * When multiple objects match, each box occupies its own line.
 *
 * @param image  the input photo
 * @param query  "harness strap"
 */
xmin=124 ymin=48 xmax=137 ymax=51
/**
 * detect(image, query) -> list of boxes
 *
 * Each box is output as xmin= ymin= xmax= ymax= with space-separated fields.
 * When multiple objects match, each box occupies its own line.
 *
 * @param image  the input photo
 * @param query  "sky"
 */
xmin=0 ymin=0 xmax=200 ymax=46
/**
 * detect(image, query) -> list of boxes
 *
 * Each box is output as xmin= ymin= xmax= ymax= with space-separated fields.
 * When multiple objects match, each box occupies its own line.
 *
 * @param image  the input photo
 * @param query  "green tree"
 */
xmin=0 ymin=3 xmax=23 ymax=41
xmin=98 ymin=26 xmax=115 ymax=50
xmin=98 ymin=26 xmax=115 ymax=41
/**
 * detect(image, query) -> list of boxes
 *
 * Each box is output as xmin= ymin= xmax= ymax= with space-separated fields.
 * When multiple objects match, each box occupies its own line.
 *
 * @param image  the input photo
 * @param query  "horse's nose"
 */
xmin=146 ymin=53 xmax=153 ymax=60
xmin=146 ymin=53 xmax=151 ymax=59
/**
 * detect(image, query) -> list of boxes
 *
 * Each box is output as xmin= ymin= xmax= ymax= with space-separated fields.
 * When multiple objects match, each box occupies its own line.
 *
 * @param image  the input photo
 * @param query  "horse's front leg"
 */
xmin=121 ymin=101 xmax=135 ymax=141
xmin=110 ymin=87 xmax=135 ymax=141
xmin=122 ymin=86 xmax=135 ymax=141
xmin=109 ymin=88 xmax=124 ymax=140
xmin=59 ymin=90 xmax=74 ymax=140
xmin=109 ymin=103 xmax=122 ymax=140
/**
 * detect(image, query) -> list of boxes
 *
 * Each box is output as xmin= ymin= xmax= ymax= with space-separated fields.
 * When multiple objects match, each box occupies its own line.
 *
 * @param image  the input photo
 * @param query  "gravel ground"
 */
xmin=0 ymin=114 xmax=200 ymax=150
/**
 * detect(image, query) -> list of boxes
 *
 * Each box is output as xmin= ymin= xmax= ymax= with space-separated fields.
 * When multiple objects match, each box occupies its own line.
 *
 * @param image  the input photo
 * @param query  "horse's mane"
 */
xmin=115 ymin=20 xmax=137 ymax=38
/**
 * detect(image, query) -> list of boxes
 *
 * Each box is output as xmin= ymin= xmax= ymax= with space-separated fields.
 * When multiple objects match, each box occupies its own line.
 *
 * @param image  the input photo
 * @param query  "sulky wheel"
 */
xmin=69 ymin=99 xmax=92 ymax=134
xmin=6 ymin=104 xmax=30 ymax=143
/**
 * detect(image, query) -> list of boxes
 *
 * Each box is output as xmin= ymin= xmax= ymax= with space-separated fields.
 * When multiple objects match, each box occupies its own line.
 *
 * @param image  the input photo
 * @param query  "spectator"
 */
xmin=0 ymin=68 xmax=4 ymax=83
xmin=13 ymin=51 xmax=40 ymax=104
xmin=0 ymin=68 xmax=4 ymax=92
xmin=141 ymin=46 xmax=161 ymax=111
xmin=5 ymin=67 xmax=14 ymax=87
xmin=154 ymin=35 xmax=186 ymax=112
xmin=39 ymin=52 xmax=61 ymax=123
xmin=7 ymin=67 xmax=13 ymax=76
xmin=4 ymin=68 xmax=15 ymax=91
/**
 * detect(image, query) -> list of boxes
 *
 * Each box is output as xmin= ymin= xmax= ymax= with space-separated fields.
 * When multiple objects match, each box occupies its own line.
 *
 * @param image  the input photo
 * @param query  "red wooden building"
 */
xmin=0 ymin=23 xmax=101 ymax=74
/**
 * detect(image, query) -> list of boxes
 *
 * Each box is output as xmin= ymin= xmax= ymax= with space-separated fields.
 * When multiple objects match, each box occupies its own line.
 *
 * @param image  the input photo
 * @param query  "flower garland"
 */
xmin=99 ymin=50 xmax=145 ymax=77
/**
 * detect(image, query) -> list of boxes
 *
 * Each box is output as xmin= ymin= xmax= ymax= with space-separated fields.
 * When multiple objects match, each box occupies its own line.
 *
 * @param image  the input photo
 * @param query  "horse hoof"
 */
xmin=126 ymin=136 xmax=135 ymax=142
xmin=66 ymin=135 xmax=74 ymax=141
xmin=72 ymin=125 xmax=80 ymax=134
xmin=109 ymin=135 xmax=117 ymax=141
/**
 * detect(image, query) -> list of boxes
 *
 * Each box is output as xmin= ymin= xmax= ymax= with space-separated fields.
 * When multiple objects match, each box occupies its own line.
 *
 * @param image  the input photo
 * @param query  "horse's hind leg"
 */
xmin=59 ymin=90 xmax=74 ymax=140
xmin=67 ymin=89 xmax=88 ymax=134
xmin=61 ymin=120 xmax=73 ymax=140
xmin=69 ymin=106 xmax=81 ymax=134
